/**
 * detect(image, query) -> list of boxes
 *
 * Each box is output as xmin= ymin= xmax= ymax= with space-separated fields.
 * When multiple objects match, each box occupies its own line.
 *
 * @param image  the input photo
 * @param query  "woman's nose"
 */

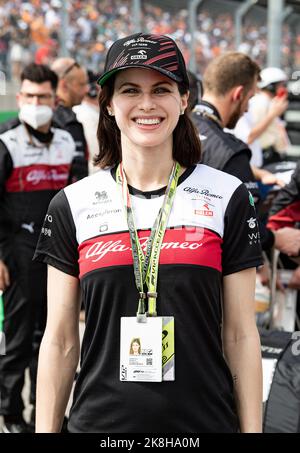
xmin=138 ymin=93 xmax=156 ymax=111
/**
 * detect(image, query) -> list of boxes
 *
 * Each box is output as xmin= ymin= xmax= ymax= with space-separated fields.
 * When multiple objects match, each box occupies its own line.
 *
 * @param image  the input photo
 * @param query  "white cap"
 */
xmin=51 ymin=0 xmax=62 ymax=8
xmin=258 ymin=67 xmax=287 ymax=89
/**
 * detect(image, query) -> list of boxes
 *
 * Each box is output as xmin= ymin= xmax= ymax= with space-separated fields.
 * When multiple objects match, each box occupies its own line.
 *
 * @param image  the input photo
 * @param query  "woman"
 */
xmin=129 ymin=338 xmax=141 ymax=356
xmin=34 ymin=33 xmax=263 ymax=433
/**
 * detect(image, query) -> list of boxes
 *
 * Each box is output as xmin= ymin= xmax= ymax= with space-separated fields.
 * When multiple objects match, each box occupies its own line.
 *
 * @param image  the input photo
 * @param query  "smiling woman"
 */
xmin=34 ymin=33 xmax=263 ymax=434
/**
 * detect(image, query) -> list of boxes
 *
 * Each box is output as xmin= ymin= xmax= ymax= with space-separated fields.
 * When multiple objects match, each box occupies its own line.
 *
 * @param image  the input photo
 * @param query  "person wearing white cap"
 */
xmin=250 ymin=67 xmax=290 ymax=166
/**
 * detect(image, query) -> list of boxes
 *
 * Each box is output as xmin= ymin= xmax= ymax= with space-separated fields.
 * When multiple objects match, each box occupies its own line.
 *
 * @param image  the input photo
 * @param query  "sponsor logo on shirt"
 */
xmin=99 ymin=223 xmax=108 ymax=233
xmin=26 ymin=169 xmax=68 ymax=185
xmin=246 ymin=182 xmax=259 ymax=190
xmin=85 ymin=236 xmax=203 ymax=263
xmin=183 ymin=187 xmax=223 ymax=199
xmin=86 ymin=209 xmax=122 ymax=220
xmin=93 ymin=191 xmax=112 ymax=205
xmin=21 ymin=222 xmax=35 ymax=234
xmin=194 ymin=203 xmax=214 ymax=217
xmin=247 ymin=216 xmax=260 ymax=245
xmin=247 ymin=217 xmax=257 ymax=229
xmin=24 ymin=152 xmax=43 ymax=158
xmin=248 ymin=232 xmax=260 ymax=245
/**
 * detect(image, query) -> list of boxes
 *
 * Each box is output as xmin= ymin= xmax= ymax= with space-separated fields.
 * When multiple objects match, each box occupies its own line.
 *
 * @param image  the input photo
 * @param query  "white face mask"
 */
xmin=19 ymin=104 xmax=53 ymax=129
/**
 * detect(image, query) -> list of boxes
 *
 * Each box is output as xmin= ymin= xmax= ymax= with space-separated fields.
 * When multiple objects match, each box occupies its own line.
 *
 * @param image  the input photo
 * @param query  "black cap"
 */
xmin=97 ymin=33 xmax=189 ymax=89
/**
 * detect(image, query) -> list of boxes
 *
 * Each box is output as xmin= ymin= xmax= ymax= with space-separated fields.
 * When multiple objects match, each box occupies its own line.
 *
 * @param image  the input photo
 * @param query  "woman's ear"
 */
xmin=180 ymin=92 xmax=189 ymax=114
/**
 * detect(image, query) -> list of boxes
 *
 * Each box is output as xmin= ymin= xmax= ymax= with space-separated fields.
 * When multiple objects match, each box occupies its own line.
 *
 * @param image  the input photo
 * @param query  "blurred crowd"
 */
xmin=0 ymin=0 xmax=299 ymax=82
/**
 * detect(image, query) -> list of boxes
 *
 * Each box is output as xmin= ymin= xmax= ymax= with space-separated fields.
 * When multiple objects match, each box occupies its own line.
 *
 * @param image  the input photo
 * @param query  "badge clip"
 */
xmin=136 ymin=293 xmax=147 ymax=323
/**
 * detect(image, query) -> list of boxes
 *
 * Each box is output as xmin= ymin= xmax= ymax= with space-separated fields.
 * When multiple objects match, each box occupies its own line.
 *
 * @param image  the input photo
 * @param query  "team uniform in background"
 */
xmin=268 ymin=161 xmax=300 ymax=230
xmin=34 ymin=164 xmax=262 ymax=433
xmin=0 ymin=119 xmax=77 ymax=418
xmin=192 ymin=100 xmax=274 ymax=251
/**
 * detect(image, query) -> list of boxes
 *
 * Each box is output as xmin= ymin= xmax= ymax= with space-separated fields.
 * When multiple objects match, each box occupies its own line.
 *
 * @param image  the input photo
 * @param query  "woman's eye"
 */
xmin=154 ymin=87 xmax=170 ymax=94
xmin=122 ymin=88 xmax=138 ymax=94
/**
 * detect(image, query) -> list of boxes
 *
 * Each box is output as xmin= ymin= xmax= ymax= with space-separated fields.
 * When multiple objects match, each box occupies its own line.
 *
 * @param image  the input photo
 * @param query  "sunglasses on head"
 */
xmin=61 ymin=61 xmax=80 ymax=79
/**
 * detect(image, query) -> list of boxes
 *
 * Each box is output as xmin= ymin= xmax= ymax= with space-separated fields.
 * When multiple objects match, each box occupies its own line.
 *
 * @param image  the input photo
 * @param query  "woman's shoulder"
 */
xmin=192 ymin=163 xmax=243 ymax=192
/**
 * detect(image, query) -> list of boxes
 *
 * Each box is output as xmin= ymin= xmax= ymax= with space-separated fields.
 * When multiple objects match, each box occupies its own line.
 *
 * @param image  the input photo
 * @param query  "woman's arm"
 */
xmin=222 ymin=267 xmax=262 ymax=433
xmin=35 ymin=265 xmax=81 ymax=433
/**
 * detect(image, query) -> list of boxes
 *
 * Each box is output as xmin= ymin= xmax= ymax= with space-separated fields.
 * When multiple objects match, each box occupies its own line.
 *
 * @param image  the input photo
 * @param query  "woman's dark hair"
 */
xmin=21 ymin=63 xmax=58 ymax=90
xmin=94 ymin=75 xmax=201 ymax=169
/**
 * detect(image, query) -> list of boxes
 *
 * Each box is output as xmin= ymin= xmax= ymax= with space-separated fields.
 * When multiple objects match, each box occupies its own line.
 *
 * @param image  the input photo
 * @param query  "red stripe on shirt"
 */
xmin=78 ymin=227 xmax=222 ymax=278
xmin=267 ymin=201 xmax=300 ymax=230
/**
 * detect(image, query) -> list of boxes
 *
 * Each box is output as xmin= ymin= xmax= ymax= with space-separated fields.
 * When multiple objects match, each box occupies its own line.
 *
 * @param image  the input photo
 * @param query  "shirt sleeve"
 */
xmin=33 ymin=189 xmax=79 ymax=277
xmin=222 ymin=183 xmax=263 ymax=276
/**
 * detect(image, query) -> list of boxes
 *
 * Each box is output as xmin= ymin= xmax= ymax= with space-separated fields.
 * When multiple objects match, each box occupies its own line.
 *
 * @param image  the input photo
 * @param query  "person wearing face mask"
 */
xmin=51 ymin=58 xmax=89 ymax=181
xmin=0 ymin=63 xmax=79 ymax=433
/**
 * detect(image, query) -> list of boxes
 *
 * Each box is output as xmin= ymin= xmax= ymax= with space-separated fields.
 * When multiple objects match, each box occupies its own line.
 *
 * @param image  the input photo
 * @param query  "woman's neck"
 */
xmin=121 ymin=143 xmax=176 ymax=192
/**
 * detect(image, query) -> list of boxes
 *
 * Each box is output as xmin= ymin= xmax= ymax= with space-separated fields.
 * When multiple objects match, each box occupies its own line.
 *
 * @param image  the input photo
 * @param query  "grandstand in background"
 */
xmin=0 ymin=0 xmax=299 ymax=114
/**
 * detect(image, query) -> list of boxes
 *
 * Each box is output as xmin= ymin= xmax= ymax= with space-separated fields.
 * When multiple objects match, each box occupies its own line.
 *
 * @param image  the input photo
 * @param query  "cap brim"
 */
xmin=97 ymin=65 xmax=183 ymax=87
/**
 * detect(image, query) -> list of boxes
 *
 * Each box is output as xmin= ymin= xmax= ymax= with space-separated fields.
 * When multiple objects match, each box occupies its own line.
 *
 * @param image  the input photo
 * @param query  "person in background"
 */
xmin=73 ymin=70 xmax=100 ymax=174
xmin=51 ymin=58 xmax=89 ymax=181
xmin=191 ymin=52 xmax=296 ymax=255
xmin=250 ymin=67 xmax=290 ymax=166
xmin=0 ymin=63 xmax=78 ymax=433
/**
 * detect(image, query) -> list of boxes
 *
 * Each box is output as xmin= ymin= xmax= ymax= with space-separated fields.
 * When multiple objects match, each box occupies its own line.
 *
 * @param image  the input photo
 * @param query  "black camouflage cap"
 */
xmin=97 ymin=33 xmax=189 ymax=89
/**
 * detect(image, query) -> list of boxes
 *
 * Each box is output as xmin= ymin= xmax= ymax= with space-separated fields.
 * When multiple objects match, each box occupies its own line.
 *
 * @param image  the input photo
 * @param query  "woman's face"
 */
xmin=108 ymin=68 xmax=188 ymax=151
xmin=132 ymin=341 xmax=140 ymax=354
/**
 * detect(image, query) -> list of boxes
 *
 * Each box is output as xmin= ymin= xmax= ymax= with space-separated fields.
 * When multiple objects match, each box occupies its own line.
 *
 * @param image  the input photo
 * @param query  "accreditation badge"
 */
xmin=120 ymin=316 xmax=175 ymax=382
xmin=120 ymin=317 xmax=162 ymax=382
